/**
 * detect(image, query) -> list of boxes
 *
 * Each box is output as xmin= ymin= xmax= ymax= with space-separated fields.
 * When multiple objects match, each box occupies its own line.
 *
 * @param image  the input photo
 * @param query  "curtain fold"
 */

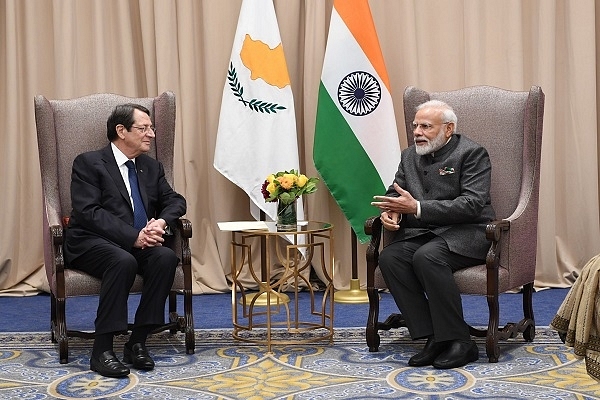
xmin=0 ymin=0 xmax=598 ymax=294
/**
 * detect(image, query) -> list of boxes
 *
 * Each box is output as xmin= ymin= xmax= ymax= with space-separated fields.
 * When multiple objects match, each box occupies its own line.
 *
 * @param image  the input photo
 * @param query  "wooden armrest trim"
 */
xmin=177 ymin=218 xmax=192 ymax=238
xmin=365 ymin=215 xmax=383 ymax=287
xmin=485 ymin=219 xmax=510 ymax=242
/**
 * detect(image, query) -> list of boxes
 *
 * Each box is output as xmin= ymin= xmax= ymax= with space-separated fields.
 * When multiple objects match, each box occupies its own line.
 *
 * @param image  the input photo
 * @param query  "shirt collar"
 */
xmin=111 ymin=142 xmax=132 ymax=167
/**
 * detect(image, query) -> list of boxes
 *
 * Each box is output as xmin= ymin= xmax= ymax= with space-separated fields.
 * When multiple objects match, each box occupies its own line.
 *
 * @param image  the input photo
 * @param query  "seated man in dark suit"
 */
xmin=372 ymin=100 xmax=495 ymax=369
xmin=64 ymin=103 xmax=186 ymax=378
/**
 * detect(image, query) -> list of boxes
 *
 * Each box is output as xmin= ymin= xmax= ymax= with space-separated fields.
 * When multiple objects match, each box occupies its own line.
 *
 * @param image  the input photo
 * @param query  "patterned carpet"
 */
xmin=0 ymin=327 xmax=598 ymax=399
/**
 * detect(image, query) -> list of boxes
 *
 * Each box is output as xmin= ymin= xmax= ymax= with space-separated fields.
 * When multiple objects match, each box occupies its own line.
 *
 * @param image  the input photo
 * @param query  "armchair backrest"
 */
xmin=402 ymin=86 xmax=544 ymax=287
xmin=34 ymin=92 xmax=176 ymax=289
xmin=35 ymin=92 xmax=176 ymax=222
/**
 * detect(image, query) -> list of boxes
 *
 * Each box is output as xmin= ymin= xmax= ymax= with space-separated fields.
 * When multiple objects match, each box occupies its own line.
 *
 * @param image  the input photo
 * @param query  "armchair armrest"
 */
xmin=485 ymin=219 xmax=510 ymax=242
xmin=49 ymin=223 xmax=65 ymax=297
xmin=176 ymin=217 xmax=192 ymax=239
xmin=50 ymin=224 xmax=64 ymax=248
xmin=485 ymin=219 xmax=510 ymax=271
xmin=484 ymin=219 xmax=510 ymax=299
xmin=365 ymin=215 xmax=383 ymax=288
xmin=174 ymin=218 xmax=193 ymax=291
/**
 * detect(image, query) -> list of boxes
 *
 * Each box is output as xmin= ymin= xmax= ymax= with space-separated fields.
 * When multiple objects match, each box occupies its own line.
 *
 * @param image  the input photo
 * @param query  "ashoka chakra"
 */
xmin=337 ymin=71 xmax=381 ymax=116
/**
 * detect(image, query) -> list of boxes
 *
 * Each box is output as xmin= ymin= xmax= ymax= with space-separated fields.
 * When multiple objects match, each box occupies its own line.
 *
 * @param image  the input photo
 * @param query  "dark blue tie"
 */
xmin=125 ymin=160 xmax=147 ymax=230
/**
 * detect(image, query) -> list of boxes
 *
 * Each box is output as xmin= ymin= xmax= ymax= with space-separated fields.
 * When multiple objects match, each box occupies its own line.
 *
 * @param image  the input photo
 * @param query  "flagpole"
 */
xmin=333 ymin=227 xmax=369 ymax=303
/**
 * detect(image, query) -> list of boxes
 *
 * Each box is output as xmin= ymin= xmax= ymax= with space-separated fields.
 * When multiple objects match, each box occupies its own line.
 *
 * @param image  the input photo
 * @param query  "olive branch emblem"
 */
xmin=227 ymin=62 xmax=287 ymax=114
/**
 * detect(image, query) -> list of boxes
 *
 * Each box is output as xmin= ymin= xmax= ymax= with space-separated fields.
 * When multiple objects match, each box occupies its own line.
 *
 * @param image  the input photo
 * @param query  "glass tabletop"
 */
xmin=239 ymin=220 xmax=333 ymax=235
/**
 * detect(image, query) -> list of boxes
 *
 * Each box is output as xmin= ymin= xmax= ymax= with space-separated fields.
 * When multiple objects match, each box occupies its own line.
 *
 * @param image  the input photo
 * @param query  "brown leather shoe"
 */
xmin=408 ymin=337 xmax=449 ymax=367
xmin=432 ymin=340 xmax=479 ymax=369
xmin=123 ymin=343 xmax=155 ymax=371
xmin=90 ymin=350 xmax=130 ymax=378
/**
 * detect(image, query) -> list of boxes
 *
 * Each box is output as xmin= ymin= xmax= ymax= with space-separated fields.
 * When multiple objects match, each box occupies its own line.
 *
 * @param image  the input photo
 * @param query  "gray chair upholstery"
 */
xmin=365 ymin=85 xmax=545 ymax=362
xmin=34 ymin=92 xmax=195 ymax=363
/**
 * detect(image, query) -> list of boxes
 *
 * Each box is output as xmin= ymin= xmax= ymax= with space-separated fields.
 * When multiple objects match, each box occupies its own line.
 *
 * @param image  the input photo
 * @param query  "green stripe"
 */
xmin=313 ymin=82 xmax=386 ymax=243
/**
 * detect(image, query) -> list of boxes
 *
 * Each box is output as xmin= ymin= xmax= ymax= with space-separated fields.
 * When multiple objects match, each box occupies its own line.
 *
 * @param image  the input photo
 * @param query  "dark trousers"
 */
xmin=378 ymin=234 xmax=484 ymax=342
xmin=68 ymin=243 xmax=178 ymax=335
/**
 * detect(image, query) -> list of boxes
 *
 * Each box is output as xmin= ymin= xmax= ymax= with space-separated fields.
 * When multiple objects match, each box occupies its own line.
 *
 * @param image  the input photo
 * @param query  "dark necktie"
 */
xmin=125 ymin=160 xmax=147 ymax=230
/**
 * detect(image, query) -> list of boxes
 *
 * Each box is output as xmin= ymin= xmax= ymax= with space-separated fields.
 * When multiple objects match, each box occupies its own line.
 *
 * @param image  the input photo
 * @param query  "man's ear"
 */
xmin=444 ymin=122 xmax=455 ymax=138
xmin=116 ymin=124 xmax=126 ymax=140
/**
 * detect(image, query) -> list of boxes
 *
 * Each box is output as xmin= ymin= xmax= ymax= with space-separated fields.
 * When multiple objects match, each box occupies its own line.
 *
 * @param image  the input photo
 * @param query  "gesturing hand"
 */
xmin=371 ymin=183 xmax=418 ymax=230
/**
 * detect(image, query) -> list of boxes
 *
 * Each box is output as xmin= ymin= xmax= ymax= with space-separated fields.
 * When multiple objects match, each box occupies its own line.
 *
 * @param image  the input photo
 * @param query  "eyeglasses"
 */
xmin=130 ymin=125 xmax=156 ymax=134
xmin=412 ymin=122 xmax=451 ymax=132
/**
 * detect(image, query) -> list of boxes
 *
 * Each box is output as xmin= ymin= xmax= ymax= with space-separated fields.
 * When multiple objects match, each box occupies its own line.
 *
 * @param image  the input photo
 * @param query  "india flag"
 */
xmin=313 ymin=0 xmax=401 ymax=243
xmin=214 ymin=0 xmax=302 ymax=222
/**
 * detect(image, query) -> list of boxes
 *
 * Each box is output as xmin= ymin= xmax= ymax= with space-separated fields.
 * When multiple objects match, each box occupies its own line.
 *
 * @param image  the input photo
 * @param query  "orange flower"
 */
xmin=277 ymin=174 xmax=296 ymax=190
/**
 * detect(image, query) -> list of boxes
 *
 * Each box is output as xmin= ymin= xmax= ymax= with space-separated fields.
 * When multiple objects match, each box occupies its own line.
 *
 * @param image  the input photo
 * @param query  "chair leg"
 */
xmin=183 ymin=288 xmax=195 ymax=354
xmin=366 ymin=287 xmax=381 ymax=352
xmin=50 ymin=292 xmax=57 ymax=343
xmin=485 ymin=292 xmax=500 ymax=363
xmin=522 ymin=282 xmax=536 ymax=341
xmin=54 ymin=295 xmax=69 ymax=364
xmin=169 ymin=292 xmax=177 ymax=334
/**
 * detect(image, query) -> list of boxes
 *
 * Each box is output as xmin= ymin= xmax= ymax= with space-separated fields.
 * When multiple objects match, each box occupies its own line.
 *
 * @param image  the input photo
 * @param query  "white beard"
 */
xmin=415 ymin=130 xmax=449 ymax=155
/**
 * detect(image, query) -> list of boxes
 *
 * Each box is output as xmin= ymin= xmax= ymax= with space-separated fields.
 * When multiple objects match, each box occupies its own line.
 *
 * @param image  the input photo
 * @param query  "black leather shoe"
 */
xmin=408 ymin=337 xmax=449 ymax=367
xmin=432 ymin=340 xmax=479 ymax=369
xmin=379 ymin=313 xmax=406 ymax=330
xmin=123 ymin=343 xmax=155 ymax=371
xmin=90 ymin=350 xmax=130 ymax=378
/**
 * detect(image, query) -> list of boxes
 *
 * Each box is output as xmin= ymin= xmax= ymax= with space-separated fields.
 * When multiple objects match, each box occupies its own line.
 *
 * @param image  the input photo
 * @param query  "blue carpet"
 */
xmin=1 ymin=288 xmax=589 ymax=399
xmin=0 ymin=288 xmax=567 ymax=332
xmin=1 ymin=327 xmax=598 ymax=399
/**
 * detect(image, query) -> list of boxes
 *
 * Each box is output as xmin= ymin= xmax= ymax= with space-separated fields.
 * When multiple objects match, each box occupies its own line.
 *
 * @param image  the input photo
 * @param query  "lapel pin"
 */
xmin=439 ymin=167 xmax=455 ymax=175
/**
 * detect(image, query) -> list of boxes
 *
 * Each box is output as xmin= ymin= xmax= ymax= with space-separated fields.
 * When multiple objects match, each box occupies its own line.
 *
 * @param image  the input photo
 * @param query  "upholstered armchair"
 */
xmin=365 ymin=85 xmax=545 ymax=362
xmin=34 ymin=92 xmax=195 ymax=363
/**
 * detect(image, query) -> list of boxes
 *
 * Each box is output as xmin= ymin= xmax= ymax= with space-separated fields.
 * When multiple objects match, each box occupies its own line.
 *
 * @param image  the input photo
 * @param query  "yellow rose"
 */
xmin=266 ymin=174 xmax=275 ymax=183
xmin=297 ymin=174 xmax=308 ymax=187
xmin=266 ymin=181 xmax=277 ymax=195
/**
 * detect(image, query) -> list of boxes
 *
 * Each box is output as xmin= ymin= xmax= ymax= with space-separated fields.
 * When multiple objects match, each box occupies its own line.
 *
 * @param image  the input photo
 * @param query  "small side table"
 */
xmin=229 ymin=221 xmax=334 ymax=352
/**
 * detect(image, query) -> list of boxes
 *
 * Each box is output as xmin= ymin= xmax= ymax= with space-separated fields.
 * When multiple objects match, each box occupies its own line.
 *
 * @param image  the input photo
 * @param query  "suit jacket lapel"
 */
xmin=100 ymin=145 xmax=133 ymax=210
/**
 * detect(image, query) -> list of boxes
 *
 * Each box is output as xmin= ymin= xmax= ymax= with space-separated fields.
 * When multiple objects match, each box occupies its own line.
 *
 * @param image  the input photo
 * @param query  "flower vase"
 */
xmin=277 ymin=199 xmax=297 ymax=231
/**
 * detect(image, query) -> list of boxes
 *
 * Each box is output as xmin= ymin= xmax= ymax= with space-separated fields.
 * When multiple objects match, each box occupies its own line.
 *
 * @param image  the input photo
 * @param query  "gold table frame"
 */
xmin=230 ymin=221 xmax=334 ymax=352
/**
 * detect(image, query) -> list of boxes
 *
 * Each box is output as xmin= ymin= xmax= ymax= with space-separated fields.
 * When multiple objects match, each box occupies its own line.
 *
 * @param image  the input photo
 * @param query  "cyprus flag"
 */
xmin=214 ymin=0 xmax=302 ymax=222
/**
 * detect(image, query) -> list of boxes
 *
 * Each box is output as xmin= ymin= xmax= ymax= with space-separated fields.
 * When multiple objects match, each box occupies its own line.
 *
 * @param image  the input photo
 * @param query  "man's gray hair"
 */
xmin=417 ymin=100 xmax=458 ymax=131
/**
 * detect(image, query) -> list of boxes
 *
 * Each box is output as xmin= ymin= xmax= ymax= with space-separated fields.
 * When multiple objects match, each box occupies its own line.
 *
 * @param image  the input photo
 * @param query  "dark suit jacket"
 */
xmin=64 ymin=145 xmax=186 ymax=264
xmin=386 ymin=134 xmax=495 ymax=259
